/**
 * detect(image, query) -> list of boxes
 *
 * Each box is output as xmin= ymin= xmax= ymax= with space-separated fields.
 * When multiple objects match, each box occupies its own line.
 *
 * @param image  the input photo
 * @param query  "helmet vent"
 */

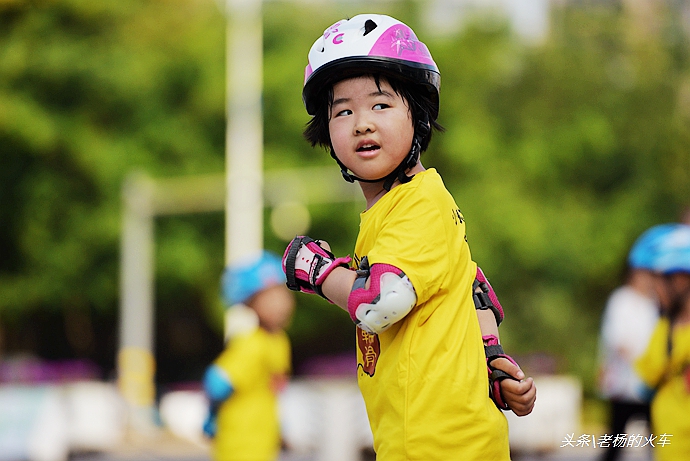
xmin=363 ymin=19 xmax=377 ymax=36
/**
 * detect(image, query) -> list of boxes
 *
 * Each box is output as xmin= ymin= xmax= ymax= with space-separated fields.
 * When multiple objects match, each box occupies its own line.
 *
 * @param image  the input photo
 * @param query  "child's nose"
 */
xmin=354 ymin=115 xmax=374 ymax=134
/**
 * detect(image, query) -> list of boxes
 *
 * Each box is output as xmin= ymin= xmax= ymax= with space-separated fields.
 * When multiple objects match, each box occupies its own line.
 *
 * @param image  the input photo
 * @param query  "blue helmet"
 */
xmin=221 ymin=251 xmax=286 ymax=306
xmin=652 ymin=224 xmax=690 ymax=275
xmin=628 ymin=224 xmax=679 ymax=270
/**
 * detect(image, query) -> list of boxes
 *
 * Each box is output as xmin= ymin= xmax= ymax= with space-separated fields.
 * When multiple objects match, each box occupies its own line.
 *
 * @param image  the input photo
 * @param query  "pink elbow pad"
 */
xmin=347 ymin=259 xmax=416 ymax=334
xmin=474 ymin=266 xmax=504 ymax=326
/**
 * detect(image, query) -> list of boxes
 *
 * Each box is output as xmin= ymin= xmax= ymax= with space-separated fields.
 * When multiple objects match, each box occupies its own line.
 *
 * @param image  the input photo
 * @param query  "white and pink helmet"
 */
xmin=303 ymin=14 xmax=441 ymax=118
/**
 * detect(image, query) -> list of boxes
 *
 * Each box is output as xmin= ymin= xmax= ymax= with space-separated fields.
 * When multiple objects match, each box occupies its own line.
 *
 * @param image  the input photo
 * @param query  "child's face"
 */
xmin=328 ymin=76 xmax=414 ymax=181
xmin=249 ymin=284 xmax=295 ymax=333
xmin=653 ymin=272 xmax=690 ymax=315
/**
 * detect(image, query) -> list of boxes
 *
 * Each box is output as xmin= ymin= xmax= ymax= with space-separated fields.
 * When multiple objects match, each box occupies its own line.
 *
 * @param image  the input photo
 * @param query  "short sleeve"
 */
xmin=366 ymin=190 xmax=449 ymax=306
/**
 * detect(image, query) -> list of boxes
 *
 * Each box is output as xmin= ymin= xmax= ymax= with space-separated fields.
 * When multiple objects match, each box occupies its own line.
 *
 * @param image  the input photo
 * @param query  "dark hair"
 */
xmin=303 ymin=73 xmax=443 ymax=152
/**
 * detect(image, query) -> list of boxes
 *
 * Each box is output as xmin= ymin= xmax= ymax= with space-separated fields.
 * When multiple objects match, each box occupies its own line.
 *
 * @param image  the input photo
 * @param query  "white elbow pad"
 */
xmin=347 ymin=260 xmax=417 ymax=334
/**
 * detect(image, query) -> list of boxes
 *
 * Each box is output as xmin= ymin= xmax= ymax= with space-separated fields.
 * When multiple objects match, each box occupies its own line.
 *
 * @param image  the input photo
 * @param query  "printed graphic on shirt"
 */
xmin=452 ymin=208 xmax=464 ymax=225
xmin=353 ymin=253 xmax=362 ymax=270
xmin=451 ymin=208 xmax=469 ymax=242
xmin=357 ymin=328 xmax=380 ymax=377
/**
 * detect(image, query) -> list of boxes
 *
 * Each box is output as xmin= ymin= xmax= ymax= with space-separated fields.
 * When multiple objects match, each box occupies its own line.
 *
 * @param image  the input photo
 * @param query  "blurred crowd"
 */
xmin=597 ymin=212 xmax=690 ymax=461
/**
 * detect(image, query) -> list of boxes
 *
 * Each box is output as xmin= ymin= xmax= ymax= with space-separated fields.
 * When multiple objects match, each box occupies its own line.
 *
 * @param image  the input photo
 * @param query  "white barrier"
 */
xmin=505 ymin=375 xmax=582 ymax=452
xmin=279 ymin=378 xmax=372 ymax=461
xmin=0 ymin=382 xmax=127 ymax=461
xmin=158 ymin=390 xmax=208 ymax=446
xmin=64 ymin=382 xmax=127 ymax=452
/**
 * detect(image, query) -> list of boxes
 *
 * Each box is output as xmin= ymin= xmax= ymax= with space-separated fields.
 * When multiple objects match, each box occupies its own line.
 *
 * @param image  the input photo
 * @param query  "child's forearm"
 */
xmin=477 ymin=309 xmax=500 ymax=341
xmin=321 ymin=266 xmax=358 ymax=311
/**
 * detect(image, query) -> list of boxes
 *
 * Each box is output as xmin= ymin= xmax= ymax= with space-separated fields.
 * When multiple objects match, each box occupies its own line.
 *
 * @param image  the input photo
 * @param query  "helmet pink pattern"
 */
xmin=302 ymin=14 xmax=440 ymax=117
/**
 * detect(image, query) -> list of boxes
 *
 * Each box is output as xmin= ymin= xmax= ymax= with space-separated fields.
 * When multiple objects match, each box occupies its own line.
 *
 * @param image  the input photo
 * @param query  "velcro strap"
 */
xmin=490 ymin=369 xmax=512 ymax=382
xmin=284 ymin=238 xmax=302 ymax=291
xmin=308 ymin=253 xmax=326 ymax=287
xmin=473 ymin=280 xmax=503 ymax=326
xmin=352 ymin=275 xmax=368 ymax=291
xmin=484 ymin=344 xmax=506 ymax=362
xmin=351 ymin=256 xmax=371 ymax=292
xmin=474 ymin=267 xmax=504 ymax=325
xmin=472 ymin=283 xmax=493 ymax=309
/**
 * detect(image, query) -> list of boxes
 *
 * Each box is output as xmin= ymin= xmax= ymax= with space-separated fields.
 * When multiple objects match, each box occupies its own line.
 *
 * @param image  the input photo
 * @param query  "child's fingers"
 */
xmin=315 ymin=239 xmax=331 ymax=251
xmin=502 ymin=376 xmax=534 ymax=395
xmin=490 ymin=357 xmax=525 ymax=380
xmin=501 ymin=377 xmax=537 ymax=416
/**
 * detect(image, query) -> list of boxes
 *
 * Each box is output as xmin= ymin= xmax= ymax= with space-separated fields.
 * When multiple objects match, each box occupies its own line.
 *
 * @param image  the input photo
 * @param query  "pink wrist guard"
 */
xmin=483 ymin=334 xmax=518 ymax=411
xmin=282 ymin=236 xmax=351 ymax=301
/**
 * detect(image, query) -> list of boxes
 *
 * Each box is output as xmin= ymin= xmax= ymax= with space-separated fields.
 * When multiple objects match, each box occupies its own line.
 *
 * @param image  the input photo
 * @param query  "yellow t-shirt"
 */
xmin=636 ymin=318 xmax=690 ymax=461
xmin=212 ymin=328 xmax=291 ymax=461
xmin=354 ymin=169 xmax=510 ymax=461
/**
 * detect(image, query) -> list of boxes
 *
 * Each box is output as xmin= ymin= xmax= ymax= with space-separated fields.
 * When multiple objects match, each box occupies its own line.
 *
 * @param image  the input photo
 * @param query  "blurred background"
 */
xmin=1 ymin=0 xmax=689 ymax=460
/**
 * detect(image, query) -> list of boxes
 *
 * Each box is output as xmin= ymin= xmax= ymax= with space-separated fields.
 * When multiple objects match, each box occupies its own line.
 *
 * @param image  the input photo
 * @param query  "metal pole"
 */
xmin=225 ymin=0 xmax=264 ymax=266
xmin=118 ymin=173 xmax=157 ymax=434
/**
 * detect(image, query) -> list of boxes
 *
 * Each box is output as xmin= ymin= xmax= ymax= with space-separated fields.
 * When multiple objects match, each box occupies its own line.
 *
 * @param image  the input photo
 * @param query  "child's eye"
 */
xmin=335 ymin=109 xmax=352 ymax=117
xmin=373 ymin=103 xmax=389 ymax=110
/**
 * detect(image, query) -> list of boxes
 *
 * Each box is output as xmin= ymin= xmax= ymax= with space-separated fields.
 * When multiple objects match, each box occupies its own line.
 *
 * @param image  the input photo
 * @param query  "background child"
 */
xmin=203 ymin=251 xmax=294 ymax=461
xmin=282 ymin=14 xmax=535 ymax=460
xmin=636 ymin=223 xmax=690 ymax=461
xmin=597 ymin=227 xmax=662 ymax=461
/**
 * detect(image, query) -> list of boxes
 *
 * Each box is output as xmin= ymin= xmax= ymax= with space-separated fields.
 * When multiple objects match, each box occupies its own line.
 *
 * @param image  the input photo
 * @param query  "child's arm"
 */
xmin=475 ymin=266 xmax=536 ymax=416
xmin=483 ymin=333 xmax=536 ymax=416
xmin=320 ymin=263 xmax=357 ymax=309
xmin=202 ymin=364 xmax=234 ymax=438
xmin=283 ymin=237 xmax=416 ymax=334
xmin=283 ymin=237 xmax=536 ymax=414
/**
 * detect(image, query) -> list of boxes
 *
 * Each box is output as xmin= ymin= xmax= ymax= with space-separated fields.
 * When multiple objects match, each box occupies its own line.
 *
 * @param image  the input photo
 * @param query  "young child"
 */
xmin=281 ymin=14 xmax=535 ymax=460
xmin=203 ymin=251 xmax=294 ymax=461
xmin=597 ymin=227 xmax=662 ymax=461
xmin=636 ymin=224 xmax=690 ymax=461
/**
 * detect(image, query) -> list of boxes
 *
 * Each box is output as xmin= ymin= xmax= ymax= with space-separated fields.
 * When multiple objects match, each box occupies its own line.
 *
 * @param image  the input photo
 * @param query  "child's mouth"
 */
xmin=357 ymin=144 xmax=380 ymax=152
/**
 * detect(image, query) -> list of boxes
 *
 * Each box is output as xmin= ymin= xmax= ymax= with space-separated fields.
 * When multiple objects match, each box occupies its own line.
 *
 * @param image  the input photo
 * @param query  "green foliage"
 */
xmin=2 ymin=1 xmax=690 ymax=390
xmin=427 ymin=4 xmax=690 ymax=388
xmin=0 ymin=0 xmax=226 ymax=317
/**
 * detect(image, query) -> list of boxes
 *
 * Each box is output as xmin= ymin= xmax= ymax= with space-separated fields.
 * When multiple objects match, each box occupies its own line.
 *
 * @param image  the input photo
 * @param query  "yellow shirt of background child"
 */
xmin=213 ymin=328 xmax=291 ymax=461
xmin=636 ymin=318 xmax=690 ymax=461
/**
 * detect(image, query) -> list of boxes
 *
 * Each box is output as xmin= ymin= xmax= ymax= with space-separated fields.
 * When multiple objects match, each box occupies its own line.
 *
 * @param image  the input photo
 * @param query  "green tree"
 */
xmin=0 ymin=0 xmax=227 ymax=377
xmin=1 ymin=0 xmax=689 ymax=393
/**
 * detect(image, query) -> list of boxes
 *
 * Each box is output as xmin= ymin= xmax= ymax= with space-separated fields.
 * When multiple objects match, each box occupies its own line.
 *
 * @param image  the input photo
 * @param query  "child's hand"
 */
xmin=483 ymin=335 xmax=536 ymax=415
xmin=489 ymin=357 xmax=536 ymax=416
xmin=203 ymin=410 xmax=217 ymax=438
xmin=282 ymin=236 xmax=351 ymax=300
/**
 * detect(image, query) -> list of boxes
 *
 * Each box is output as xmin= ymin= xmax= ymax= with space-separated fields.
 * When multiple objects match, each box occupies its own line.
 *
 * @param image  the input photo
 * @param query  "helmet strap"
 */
xmin=331 ymin=115 xmax=430 ymax=192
